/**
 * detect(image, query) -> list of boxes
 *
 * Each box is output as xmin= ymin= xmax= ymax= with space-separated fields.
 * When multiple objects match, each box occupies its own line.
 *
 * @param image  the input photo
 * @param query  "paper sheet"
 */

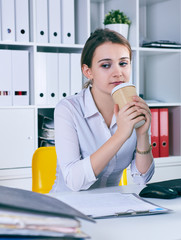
xmin=58 ymin=193 xmax=169 ymax=218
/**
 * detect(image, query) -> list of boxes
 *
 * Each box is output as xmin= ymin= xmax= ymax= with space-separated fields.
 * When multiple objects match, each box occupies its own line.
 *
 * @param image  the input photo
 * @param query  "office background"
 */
xmin=0 ymin=0 xmax=181 ymax=190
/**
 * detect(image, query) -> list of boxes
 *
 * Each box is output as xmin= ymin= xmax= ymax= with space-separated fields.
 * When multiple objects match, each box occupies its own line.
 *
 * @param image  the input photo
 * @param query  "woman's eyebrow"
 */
xmin=97 ymin=58 xmax=111 ymax=63
xmin=98 ymin=57 xmax=130 ymax=63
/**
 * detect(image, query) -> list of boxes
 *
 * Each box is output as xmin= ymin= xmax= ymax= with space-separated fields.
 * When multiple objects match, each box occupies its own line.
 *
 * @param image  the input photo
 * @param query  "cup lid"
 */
xmin=111 ymin=83 xmax=135 ymax=95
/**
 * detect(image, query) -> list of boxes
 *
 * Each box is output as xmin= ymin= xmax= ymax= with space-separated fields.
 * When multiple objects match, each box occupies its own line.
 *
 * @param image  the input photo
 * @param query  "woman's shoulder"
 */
xmin=55 ymin=88 xmax=87 ymax=113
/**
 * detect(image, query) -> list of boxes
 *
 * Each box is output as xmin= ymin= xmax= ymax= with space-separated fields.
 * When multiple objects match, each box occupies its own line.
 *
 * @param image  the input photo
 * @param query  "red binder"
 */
xmin=159 ymin=108 xmax=169 ymax=157
xmin=150 ymin=108 xmax=160 ymax=158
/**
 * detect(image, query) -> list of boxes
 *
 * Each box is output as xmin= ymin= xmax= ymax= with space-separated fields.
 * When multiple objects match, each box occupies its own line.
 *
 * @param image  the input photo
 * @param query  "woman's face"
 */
xmin=88 ymin=42 xmax=131 ymax=95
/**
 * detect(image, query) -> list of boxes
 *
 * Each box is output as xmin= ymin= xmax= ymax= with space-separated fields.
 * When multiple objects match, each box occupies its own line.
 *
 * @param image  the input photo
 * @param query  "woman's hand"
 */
xmin=114 ymin=100 xmax=146 ymax=141
xmin=132 ymin=96 xmax=151 ymax=136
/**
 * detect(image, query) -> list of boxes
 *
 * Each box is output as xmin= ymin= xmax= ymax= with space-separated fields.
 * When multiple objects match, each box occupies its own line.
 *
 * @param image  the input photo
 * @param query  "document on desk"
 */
xmin=57 ymin=193 xmax=171 ymax=219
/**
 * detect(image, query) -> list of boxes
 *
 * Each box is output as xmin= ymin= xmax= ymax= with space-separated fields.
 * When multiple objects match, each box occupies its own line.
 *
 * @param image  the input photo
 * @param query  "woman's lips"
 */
xmin=111 ymin=81 xmax=124 ymax=86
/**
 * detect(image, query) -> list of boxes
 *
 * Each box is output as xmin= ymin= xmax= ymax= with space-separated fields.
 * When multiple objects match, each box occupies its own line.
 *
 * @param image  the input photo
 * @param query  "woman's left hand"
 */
xmin=132 ymin=95 xmax=152 ymax=136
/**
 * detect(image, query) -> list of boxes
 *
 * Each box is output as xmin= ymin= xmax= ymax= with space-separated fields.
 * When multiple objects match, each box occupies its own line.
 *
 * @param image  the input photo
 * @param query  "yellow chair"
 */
xmin=119 ymin=168 xmax=127 ymax=186
xmin=32 ymin=146 xmax=127 ymax=194
xmin=32 ymin=146 xmax=57 ymax=194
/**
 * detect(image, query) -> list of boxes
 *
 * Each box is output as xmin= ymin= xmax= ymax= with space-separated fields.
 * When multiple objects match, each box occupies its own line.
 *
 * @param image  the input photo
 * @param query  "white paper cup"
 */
xmin=111 ymin=83 xmax=145 ymax=128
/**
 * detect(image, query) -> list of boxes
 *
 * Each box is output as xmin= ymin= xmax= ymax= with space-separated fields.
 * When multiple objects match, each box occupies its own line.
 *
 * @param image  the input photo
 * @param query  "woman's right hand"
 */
xmin=114 ymin=102 xmax=146 ymax=141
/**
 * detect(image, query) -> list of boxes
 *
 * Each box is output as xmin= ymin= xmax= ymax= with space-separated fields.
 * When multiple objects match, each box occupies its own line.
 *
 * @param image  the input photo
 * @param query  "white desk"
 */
xmin=50 ymin=185 xmax=181 ymax=240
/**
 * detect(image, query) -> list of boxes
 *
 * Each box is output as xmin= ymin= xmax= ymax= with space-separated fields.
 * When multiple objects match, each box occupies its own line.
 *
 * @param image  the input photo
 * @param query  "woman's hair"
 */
xmin=81 ymin=28 xmax=132 ymax=88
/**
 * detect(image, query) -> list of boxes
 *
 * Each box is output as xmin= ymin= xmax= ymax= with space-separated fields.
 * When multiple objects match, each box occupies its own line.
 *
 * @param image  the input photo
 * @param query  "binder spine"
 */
xmin=159 ymin=108 xmax=169 ymax=157
xmin=150 ymin=108 xmax=160 ymax=158
xmin=15 ymin=0 xmax=30 ymax=42
xmin=1 ymin=0 xmax=15 ymax=42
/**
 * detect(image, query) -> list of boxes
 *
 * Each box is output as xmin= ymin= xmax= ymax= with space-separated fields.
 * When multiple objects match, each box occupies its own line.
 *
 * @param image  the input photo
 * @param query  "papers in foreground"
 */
xmin=55 ymin=193 xmax=170 ymax=218
xmin=0 ymin=209 xmax=88 ymax=238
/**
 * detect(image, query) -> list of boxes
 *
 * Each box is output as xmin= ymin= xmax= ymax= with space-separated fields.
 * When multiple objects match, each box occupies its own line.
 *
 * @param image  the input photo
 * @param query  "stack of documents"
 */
xmin=0 ymin=186 xmax=93 ymax=238
xmin=55 ymin=192 xmax=171 ymax=219
xmin=38 ymin=114 xmax=55 ymax=147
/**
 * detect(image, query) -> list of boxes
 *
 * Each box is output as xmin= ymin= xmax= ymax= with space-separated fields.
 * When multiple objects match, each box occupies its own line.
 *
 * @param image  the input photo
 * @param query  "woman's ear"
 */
xmin=82 ymin=64 xmax=93 ymax=80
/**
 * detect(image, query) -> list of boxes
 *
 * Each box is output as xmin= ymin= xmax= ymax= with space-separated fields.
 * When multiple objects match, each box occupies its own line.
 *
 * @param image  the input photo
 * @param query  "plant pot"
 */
xmin=104 ymin=24 xmax=129 ymax=39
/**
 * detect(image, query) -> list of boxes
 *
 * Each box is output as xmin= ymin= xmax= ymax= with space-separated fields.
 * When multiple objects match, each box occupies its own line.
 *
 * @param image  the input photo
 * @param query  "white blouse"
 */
xmin=51 ymin=87 xmax=154 ymax=192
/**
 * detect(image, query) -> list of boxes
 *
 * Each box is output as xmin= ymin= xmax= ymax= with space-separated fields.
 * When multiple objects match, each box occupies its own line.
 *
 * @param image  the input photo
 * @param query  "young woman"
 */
xmin=52 ymin=28 xmax=154 ymax=192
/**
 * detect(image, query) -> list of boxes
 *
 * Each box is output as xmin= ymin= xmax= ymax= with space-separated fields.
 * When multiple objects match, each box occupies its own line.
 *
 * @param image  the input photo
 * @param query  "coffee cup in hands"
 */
xmin=111 ymin=83 xmax=145 ymax=128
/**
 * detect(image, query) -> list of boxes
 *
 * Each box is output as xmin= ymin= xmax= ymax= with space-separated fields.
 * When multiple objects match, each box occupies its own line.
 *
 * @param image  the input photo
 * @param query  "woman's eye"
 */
xmin=101 ymin=63 xmax=111 ymax=68
xmin=119 ymin=62 xmax=128 ymax=67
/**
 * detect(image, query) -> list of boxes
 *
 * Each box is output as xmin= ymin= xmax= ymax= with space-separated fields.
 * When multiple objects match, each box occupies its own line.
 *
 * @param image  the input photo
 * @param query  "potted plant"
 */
xmin=103 ymin=10 xmax=131 ymax=39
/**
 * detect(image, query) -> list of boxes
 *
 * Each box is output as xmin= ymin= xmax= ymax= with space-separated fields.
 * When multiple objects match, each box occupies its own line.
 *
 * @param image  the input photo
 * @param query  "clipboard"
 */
xmin=54 ymin=192 xmax=171 ymax=219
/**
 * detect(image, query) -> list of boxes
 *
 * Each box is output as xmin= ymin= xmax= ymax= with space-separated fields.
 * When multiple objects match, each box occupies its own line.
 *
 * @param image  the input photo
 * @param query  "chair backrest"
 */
xmin=32 ymin=146 xmax=127 ymax=194
xmin=119 ymin=168 xmax=127 ymax=186
xmin=32 ymin=147 xmax=57 ymax=194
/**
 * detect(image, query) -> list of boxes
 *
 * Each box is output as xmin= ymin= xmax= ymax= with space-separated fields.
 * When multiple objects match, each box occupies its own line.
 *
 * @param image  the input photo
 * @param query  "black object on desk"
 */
xmin=139 ymin=178 xmax=181 ymax=199
xmin=139 ymin=185 xmax=178 ymax=199
xmin=147 ymin=178 xmax=181 ymax=195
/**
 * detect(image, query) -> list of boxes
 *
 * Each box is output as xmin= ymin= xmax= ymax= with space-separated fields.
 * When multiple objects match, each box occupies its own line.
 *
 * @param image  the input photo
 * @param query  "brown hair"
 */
xmin=81 ymin=28 xmax=132 ymax=88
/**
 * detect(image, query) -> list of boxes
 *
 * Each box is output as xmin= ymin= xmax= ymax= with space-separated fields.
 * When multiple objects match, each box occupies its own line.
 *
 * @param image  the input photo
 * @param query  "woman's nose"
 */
xmin=112 ymin=64 xmax=122 ymax=77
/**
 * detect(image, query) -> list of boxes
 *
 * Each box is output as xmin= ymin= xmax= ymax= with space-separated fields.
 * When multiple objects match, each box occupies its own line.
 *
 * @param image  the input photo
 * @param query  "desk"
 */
xmin=50 ymin=185 xmax=181 ymax=240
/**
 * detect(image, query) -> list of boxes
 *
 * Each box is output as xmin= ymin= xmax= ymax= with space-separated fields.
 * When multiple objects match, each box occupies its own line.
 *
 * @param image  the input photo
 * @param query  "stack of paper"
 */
xmin=0 ymin=210 xmax=85 ymax=238
xmin=0 ymin=186 xmax=93 ymax=238
xmin=38 ymin=114 xmax=55 ymax=147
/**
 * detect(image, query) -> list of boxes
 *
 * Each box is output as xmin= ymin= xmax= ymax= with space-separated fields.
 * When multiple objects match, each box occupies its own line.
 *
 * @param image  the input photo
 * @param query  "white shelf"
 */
xmin=0 ymin=0 xmax=181 ymax=190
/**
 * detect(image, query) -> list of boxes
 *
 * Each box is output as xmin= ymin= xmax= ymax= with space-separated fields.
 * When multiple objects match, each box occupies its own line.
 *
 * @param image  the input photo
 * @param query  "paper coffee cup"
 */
xmin=111 ymin=83 xmax=145 ymax=128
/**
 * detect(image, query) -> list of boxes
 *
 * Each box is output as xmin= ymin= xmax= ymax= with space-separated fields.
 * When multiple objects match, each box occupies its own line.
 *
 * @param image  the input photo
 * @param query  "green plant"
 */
xmin=104 ymin=10 xmax=131 ymax=25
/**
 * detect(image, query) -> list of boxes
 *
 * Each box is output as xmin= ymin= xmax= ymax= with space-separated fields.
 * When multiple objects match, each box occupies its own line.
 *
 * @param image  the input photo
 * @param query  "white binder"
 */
xmin=36 ymin=0 xmax=48 ymax=43
xmin=70 ymin=53 xmax=82 ymax=95
xmin=61 ymin=0 xmax=75 ymax=44
xmin=36 ymin=52 xmax=47 ymax=105
xmin=48 ymin=0 xmax=61 ymax=44
xmin=12 ymin=50 xmax=29 ymax=106
xmin=0 ymin=0 xmax=15 ymax=42
xmin=0 ymin=50 xmax=12 ymax=106
xmin=75 ymin=0 xmax=90 ymax=44
xmin=59 ymin=53 xmax=70 ymax=100
xmin=46 ymin=53 xmax=59 ymax=105
xmin=15 ymin=0 xmax=29 ymax=42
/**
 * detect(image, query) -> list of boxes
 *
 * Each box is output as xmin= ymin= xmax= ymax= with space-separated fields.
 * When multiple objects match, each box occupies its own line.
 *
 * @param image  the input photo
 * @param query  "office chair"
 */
xmin=32 ymin=146 xmax=127 ymax=194
xmin=119 ymin=168 xmax=127 ymax=186
xmin=32 ymin=146 xmax=57 ymax=194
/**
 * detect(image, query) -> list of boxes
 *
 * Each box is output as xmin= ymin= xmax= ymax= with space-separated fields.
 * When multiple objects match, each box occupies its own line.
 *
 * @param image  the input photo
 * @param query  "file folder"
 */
xmin=0 ymin=185 xmax=94 ymax=222
xmin=159 ymin=108 xmax=169 ymax=157
xmin=48 ymin=0 xmax=61 ymax=44
xmin=12 ymin=50 xmax=29 ymax=106
xmin=150 ymin=108 xmax=160 ymax=158
xmin=15 ymin=0 xmax=30 ymax=42
xmin=36 ymin=0 xmax=48 ymax=43
xmin=70 ymin=53 xmax=82 ymax=95
xmin=46 ymin=53 xmax=59 ymax=105
xmin=75 ymin=0 xmax=90 ymax=44
xmin=0 ymin=0 xmax=15 ymax=42
xmin=36 ymin=52 xmax=47 ymax=105
xmin=61 ymin=0 xmax=75 ymax=44
xmin=59 ymin=53 xmax=70 ymax=99
xmin=0 ymin=50 xmax=12 ymax=106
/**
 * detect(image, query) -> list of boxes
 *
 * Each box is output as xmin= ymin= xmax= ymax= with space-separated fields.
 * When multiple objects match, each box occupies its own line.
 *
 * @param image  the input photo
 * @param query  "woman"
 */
xmin=52 ymin=28 xmax=154 ymax=192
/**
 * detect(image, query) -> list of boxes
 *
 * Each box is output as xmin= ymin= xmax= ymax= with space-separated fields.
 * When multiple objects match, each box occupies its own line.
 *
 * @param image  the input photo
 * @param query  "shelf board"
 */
xmin=140 ymin=0 xmax=171 ymax=7
xmin=0 ymin=41 xmax=34 ymax=47
xmin=139 ymin=47 xmax=181 ymax=55
xmin=0 ymin=105 xmax=36 ymax=109
xmin=154 ymin=156 xmax=181 ymax=167
xmin=147 ymin=102 xmax=181 ymax=107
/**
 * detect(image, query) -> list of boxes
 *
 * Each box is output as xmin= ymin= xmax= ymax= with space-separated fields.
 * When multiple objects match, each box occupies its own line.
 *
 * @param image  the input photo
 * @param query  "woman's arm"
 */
xmin=132 ymin=96 xmax=153 ymax=174
xmin=90 ymin=101 xmax=148 ymax=176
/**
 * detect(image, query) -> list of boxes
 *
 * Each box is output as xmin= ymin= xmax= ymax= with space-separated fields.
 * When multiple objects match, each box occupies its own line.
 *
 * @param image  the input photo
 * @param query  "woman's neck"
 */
xmin=91 ymin=87 xmax=114 ymax=128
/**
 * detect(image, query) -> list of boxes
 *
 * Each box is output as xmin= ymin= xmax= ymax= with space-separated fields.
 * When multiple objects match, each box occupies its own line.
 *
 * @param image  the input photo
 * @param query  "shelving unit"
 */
xmin=0 ymin=0 xmax=181 ymax=190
